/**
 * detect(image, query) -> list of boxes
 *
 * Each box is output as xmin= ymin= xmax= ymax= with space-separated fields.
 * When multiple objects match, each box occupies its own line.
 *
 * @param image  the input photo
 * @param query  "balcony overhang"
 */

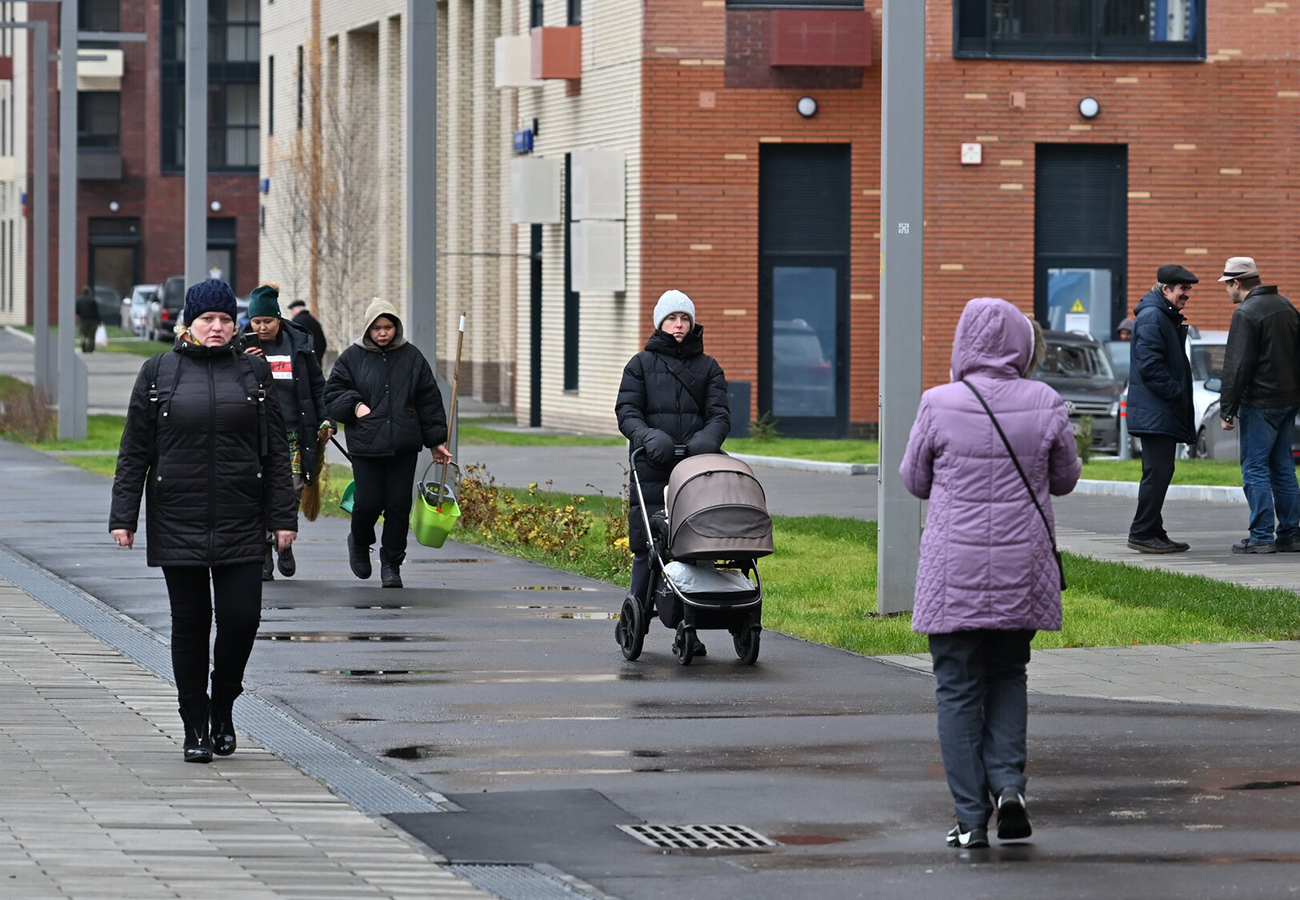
xmin=530 ymin=26 xmax=581 ymax=81
xmin=78 ymin=151 xmax=122 ymax=180
xmin=770 ymin=9 xmax=872 ymax=68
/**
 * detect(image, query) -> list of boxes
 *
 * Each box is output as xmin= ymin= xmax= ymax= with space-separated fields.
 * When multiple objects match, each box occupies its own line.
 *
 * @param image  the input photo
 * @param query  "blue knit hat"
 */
xmin=182 ymin=280 xmax=238 ymax=326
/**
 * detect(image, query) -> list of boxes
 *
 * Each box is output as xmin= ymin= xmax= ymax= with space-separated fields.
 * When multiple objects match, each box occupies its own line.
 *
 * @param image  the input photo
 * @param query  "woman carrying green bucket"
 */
xmin=324 ymin=299 xmax=450 ymax=588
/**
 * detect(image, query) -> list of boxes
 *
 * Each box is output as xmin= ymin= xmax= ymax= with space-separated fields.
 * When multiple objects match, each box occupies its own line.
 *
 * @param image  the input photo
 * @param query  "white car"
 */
xmin=1187 ymin=330 xmax=1228 ymax=439
xmin=119 ymin=284 xmax=159 ymax=336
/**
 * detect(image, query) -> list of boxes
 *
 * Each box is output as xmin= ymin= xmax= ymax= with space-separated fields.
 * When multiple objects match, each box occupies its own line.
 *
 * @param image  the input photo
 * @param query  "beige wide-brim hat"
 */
xmin=1218 ymin=257 xmax=1260 ymax=282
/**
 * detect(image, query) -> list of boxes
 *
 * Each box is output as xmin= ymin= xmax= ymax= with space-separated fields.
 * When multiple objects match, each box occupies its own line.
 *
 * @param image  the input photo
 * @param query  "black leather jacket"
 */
xmin=1219 ymin=286 xmax=1300 ymax=419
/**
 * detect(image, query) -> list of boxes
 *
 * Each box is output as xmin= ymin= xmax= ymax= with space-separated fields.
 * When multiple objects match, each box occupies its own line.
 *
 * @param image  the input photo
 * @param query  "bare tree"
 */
xmin=264 ymin=131 xmax=312 ymax=306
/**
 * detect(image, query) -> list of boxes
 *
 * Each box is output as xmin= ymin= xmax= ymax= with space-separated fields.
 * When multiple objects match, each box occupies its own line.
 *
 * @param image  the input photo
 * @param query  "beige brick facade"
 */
xmin=0 ymin=2 xmax=30 ymax=327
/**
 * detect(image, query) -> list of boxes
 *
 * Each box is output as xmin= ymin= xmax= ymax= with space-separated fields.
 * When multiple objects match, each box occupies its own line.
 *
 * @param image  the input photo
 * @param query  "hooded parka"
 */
xmin=615 ymin=327 xmax=730 ymax=515
xmin=323 ymin=299 xmax=448 ymax=457
xmin=240 ymin=318 xmax=332 ymax=482
xmin=901 ymin=298 xmax=1081 ymax=635
xmin=109 ymin=341 xmax=299 ymax=567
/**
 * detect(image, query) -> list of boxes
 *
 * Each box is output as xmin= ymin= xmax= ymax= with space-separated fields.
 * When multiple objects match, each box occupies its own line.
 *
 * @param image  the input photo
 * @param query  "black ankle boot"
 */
xmin=179 ymin=694 xmax=213 ymax=763
xmin=348 ymin=534 xmax=372 ymax=579
xmin=210 ymin=683 xmax=240 ymax=757
xmin=380 ymin=560 xmax=403 ymax=589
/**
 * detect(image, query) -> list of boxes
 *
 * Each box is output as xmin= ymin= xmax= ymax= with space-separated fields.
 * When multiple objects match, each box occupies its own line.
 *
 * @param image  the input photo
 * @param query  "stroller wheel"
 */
xmin=618 ymin=596 xmax=645 ymax=662
xmin=674 ymin=624 xmax=696 ymax=666
xmin=733 ymin=627 xmax=761 ymax=665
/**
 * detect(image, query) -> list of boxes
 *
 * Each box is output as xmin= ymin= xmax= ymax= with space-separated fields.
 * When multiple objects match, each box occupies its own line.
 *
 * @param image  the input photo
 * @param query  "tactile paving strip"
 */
xmin=0 ymin=543 xmax=446 ymax=816
xmin=444 ymin=864 xmax=599 ymax=900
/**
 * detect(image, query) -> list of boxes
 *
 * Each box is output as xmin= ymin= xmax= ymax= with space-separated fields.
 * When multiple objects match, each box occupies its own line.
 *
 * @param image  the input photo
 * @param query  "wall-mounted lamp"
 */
xmin=1078 ymin=97 xmax=1100 ymax=119
xmin=796 ymin=96 xmax=818 ymax=119
xmin=210 ymin=200 xmax=222 ymax=212
xmin=108 ymin=201 xmax=120 ymax=212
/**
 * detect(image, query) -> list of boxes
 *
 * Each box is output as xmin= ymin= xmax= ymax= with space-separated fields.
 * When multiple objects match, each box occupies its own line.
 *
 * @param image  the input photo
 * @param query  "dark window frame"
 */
xmin=79 ymin=0 xmax=121 ymax=41
xmin=78 ymin=91 xmax=121 ymax=151
xmin=530 ymin=0 xmax=544 ymax=28
xmin=954 ymin=0 xmax=1205 ymax=61
xmin=267 ymin=54 xmax=274 ymax=135
xmin=726 ymin=0 xmax=863 ymax=7
xmin=296 ymin=45 xmax=304 ymax=131
xmin=567 ymin=0 xmax=581 ymax=25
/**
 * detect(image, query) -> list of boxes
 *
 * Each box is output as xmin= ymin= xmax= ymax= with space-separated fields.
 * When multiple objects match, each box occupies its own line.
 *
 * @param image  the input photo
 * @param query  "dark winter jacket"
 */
xmin=292 ymin=308 xmax=328 ymax=364
xmin=1219 ymin=286 xmax=1300 ymax=419
xmin=323 ymin=299 xmax=448 ymax=458
xmin=615 ymin=327 xmax=730 ymax=511
xmin=239 ymin=319 xmax=333 ymax=484
xmin=109 ymin=341 xmax=299 ymax=567
xmin=1127 ymin=288 xmax=1194 ymax=441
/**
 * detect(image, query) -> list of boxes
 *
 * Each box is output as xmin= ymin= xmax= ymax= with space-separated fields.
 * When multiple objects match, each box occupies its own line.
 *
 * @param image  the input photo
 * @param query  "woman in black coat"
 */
xmin=110 ymin=280 xmax=298 ymax=763
xmin=324 ymin=298 xmax=450 ymax=589
xmin=241 ymin=282 xmax=335 ymax=581
xmin=615 ymin=290 xmax=730 ymax=655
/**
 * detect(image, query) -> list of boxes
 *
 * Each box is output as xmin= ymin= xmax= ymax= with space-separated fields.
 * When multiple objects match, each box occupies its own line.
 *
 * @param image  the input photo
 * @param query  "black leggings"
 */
xmin=351 ymin=451 xmax=419 ymax=564
xmin=162 ymin=562 xmax=263 ymax=702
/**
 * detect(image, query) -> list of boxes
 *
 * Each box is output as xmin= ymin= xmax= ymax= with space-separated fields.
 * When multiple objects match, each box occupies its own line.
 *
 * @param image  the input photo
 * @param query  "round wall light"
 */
xmin=1078 ymin=97 xmax=1100 ymax=119
xmin=210 ymin=200 xmax=222 ymax=212
xmin=796 ymin=96 xmax=818 ymax=119
xmin=108 ymin=201 xmax=120 ymax=212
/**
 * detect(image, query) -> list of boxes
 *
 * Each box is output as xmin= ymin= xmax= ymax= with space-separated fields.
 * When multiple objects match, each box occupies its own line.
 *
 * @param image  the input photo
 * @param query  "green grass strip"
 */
xmin=1083 ymin=458 xmax=1248 ymax=487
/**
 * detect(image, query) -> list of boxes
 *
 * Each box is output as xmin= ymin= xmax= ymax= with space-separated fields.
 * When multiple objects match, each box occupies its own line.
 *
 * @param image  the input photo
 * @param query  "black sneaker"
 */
xmin=995 ymin=787 xmax=1033 ymax=841
xmin=277 ymin=544 xmax=296 ymax=577
xmin=1276 ymin=535 xmax=1300 ymax=552
xmin=946 ymin=824 xmax=989 ymax=849
xmin=1127 ymin=536 xmax=1183 ymax=554
xmin=1232 ymin=538 xmax=1276 ymax=554
xmin=347 ymin=534 xmax=373 ymax=579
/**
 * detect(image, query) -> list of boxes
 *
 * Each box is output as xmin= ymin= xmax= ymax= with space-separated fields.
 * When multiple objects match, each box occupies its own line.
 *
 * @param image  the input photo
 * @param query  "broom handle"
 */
xmin=435 ymin=314 xmax=466 ymax=509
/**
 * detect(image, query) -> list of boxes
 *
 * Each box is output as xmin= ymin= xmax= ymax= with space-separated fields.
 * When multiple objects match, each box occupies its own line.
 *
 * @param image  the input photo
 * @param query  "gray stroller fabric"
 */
xmin=665 ymin=454 xmax=774 ymax=560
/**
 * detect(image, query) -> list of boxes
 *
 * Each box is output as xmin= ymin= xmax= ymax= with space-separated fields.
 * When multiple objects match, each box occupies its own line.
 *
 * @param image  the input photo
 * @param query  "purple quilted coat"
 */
xmin=901 ymin=298 xmax=1081 ymax=635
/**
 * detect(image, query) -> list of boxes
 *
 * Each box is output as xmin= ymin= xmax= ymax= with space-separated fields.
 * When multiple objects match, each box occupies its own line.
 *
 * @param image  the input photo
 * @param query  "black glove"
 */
xmin=643 ymin=430 xmax=676 ymax=467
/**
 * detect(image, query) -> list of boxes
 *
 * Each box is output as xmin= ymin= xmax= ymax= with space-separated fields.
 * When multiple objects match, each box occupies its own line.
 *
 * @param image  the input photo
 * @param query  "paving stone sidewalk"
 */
xmin=0 ymin=579 xmax=487 ymax=900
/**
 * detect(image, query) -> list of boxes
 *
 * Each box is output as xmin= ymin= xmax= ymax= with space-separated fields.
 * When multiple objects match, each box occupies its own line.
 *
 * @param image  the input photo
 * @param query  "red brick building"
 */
xmin=633 ymin=0 xmax=1294 ymax=437
xmin=26 ymin=0 xmax=260 ymax=327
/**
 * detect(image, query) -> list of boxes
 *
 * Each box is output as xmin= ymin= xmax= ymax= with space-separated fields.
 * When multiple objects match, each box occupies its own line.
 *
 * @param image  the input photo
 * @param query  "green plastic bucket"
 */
xmin=411 ymin=481 xmax=460 ymax=548
xmin=340 ymin=480 xmax=356 ymax=515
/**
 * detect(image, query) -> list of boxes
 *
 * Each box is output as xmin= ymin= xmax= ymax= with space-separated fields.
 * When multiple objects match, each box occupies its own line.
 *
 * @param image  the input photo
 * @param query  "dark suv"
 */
xmin=147 ymin=276 xmax=186 ymax=342
xmin=1032 ymin=330 xmax=1124 ymax=454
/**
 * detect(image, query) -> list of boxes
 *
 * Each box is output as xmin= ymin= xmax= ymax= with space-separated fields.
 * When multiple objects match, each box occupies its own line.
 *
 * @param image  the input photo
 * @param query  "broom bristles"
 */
xmin=300 ymin=438 xmax=328 ymax=521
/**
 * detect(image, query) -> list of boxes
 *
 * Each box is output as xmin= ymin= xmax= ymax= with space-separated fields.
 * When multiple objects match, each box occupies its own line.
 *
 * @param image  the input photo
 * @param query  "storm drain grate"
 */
xmin=617 ymin=824 xmax=779 ymax=851
xmin=443 ymin=864 xmax=596 ymax=900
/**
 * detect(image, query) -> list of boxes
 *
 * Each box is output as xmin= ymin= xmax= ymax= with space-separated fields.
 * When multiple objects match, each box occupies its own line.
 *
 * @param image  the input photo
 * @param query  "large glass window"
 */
xmin=956 ymin=0 xmax=1203 ymax=59
xmin=78 ymin=92 xmax=120 ymax=150
xmin=160 ymin=0 xmax=260 ymax=172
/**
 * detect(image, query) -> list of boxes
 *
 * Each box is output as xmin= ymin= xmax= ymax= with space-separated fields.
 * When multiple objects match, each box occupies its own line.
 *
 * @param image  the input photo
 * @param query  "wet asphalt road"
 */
xmin=4 ymin=440 xmax=1300 ymax=898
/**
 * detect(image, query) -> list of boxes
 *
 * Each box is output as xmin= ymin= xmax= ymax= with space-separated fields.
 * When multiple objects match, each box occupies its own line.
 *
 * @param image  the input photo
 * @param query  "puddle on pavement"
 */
xmin=501 ymin=604 xmax=617 ymax=620
xmin=1223 ymin=780 xmax=1300 ymax=791
xmin=384 ymin=745 xmax=455 ymax=760
xmin=511 ymin=585 xmax=598 ymax=591
xmin=313 ymin=669 xmax=445 ymax=676
xmin=263 ymin=604 xmax=413 ymax=611
xmin=259 ymin=633 xmax=445 ymax=642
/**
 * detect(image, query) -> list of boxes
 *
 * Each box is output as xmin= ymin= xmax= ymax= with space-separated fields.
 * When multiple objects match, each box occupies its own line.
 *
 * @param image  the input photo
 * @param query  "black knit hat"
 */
xmin=182 ymin=279 xmax=239 ymax=326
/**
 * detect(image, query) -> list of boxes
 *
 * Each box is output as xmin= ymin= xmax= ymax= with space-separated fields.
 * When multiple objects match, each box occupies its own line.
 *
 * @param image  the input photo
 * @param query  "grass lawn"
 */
xmin=12 ymin=324 xmax=165 ymax=358
xmin=28 ymin=414 xmax=126 ymax=452
xmin=316 ymin=464 xmax=1300 ymax=655
xmin=459 ymin=419 xmax=624 ymax=448
xmin=1084 ymin=458 xmax=1246 ymax=487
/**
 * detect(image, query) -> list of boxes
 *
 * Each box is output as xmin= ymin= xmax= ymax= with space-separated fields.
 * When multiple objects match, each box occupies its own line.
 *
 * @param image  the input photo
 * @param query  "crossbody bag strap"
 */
xmin=961 ymin=378 xmax=1061 ymax=553
xmin=659 ymin=354 xmax=707 ymax=413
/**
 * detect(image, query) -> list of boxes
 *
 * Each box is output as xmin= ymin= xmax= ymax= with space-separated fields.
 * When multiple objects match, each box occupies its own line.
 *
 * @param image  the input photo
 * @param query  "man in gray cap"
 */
xmin=1217 ymin=257 xmax=1300 ymax=553
xmin=1126 ymin=264 xmax=1197 ymax=553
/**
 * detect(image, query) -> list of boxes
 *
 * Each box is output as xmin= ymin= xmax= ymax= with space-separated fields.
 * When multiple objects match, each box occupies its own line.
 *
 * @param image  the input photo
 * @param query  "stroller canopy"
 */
xmin=665 ymin=454 xmax=774 ymax=560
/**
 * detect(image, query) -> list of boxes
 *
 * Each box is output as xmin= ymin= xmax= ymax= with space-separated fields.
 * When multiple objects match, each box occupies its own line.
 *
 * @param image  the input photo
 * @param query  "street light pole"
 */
xmin=56 ymin=0 xmax=85 ymax=439
xmin=876 ymin=0 xmax=925 ymax=614
xmin=184 ymin=0 xmax=207 ymax=288
xmin=406 ymin=0 xmax=437 ymax=368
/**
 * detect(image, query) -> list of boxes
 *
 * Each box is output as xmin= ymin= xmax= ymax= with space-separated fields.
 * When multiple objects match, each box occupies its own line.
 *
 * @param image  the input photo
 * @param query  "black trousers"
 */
xmin=1130 ymin=434 xmax=1177 ymax=540
xmin=162 ymin=562 xmax=263 ymax=702
xmin=351 ymin=451 xmax=419 ymax=564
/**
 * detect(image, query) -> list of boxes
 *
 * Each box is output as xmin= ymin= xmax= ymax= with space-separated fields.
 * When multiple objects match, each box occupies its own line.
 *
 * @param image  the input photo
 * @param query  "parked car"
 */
xmin=1103 ymin=339 xmax=1131 ymax=385
xmin=146 ymin=276 xmax=186 ymax=342
xmin=119 ymin=284 xmax=158 ymax=335
xmin=1032 ymin=329 xmax=1123 ymax=454
xmin=1194 ymin=376 xmax=1300 ymax=462
xmin=1187 ymin=331 xmax=1229 ymax=437
xmin=772 ymin=318 xmax=835 ymax=418
xmin=91 ymin=285 xmax=120 ymax=324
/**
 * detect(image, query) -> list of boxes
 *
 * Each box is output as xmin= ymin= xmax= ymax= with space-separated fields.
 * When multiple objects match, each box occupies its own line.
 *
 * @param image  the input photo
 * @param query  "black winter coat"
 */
xmin=1127 ymin=289 xmax=1194 ymax=442
xmin=238 ymin=319 xmax=332 ymax=484
xmin=292 ymin=309 xmax=328 ymax=364
xmin=1219 ymin=286 xmax=1300 ymax=419
xmin=324 ymin=341 xmax=448 ymax=457
xmin=615 ymin=327 xmax=730 ymax=512
xmin=109 ymin=341 xmax=299 ymax=567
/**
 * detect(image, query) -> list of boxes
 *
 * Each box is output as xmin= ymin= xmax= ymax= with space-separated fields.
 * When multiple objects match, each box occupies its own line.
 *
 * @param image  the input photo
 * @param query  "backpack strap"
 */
xmin=236 ymin=352 xmax=270 ymax=458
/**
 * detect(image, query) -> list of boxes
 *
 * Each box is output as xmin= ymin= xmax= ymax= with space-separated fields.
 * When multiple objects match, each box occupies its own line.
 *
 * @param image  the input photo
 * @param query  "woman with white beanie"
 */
xmin=615 ymin=289 xmax=731 ymax=657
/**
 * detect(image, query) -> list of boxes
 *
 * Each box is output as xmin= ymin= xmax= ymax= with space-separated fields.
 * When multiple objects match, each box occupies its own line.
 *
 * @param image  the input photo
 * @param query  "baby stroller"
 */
xmin=617 ymin=448 xmax=774 ymax=666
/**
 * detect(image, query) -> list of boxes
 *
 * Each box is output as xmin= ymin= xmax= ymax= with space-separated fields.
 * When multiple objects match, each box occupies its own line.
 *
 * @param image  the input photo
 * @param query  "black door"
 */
xmin=758 ymin=144 xmax=851 ymax=438
xmin=88 ymin=217 xmax=141 ymax=323
xmin=1035 ymin=145 xmax=1127 ymax=338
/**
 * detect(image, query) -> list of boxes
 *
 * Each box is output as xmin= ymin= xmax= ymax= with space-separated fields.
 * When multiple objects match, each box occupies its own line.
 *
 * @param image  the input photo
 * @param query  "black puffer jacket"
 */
xmin=239 ymin=319 xmax=332 ymax=483
xmin=1219 ymin=285 xmax=1300 ymax=419
xmin=323 ymin=301 xmax=447 ymax=457
xmin=616 ymin=327 xmax=730 ymax=512
xmin=109 ymin=341 xmax=298 ymax=567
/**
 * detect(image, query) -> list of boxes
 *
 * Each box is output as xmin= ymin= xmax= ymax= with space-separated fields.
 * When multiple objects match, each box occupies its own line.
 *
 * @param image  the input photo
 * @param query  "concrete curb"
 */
xmin=3 ymin=325 xmax=34 ymax=344
xmin=728 ymin=452 xmax=877 ymax=476
xmin=1074 ymin=478 xmax=1246 ymax=505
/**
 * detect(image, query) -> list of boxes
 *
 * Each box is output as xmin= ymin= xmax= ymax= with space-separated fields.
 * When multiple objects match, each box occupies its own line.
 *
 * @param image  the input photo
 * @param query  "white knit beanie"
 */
xmin=653 ymin=290 xmax=696 ymax=330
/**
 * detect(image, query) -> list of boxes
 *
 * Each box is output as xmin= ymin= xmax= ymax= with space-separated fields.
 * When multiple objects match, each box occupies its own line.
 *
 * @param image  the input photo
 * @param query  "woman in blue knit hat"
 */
xmin=110 ymin=280 xmax=299 ymax=763
xmin=241 ymin=282 xmax=335 ymax=582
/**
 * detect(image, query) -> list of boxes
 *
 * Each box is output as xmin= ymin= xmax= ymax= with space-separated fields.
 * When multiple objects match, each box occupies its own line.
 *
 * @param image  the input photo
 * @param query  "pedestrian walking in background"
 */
xmin=75 ymin=285 xmax=100 ymax=353
xmin=901 ymin=297 xmax=1081 ymax=850
xmin=1126 ymin=265 xmax=1197 ymax=554
xmin=1216 ymin=257 xmax=1300 ymax=553
xmin=109 ymin=280 xmax=298 ymax=763
xmin=1115 ymin=317 xmax=1136 ymax=341
xmin=241 ymin=283 xmax=335 ymax=580
xmin=287 ymin=299 xmax=328 ymax=365
xmin=324 ymin=298 xmax=450 ymax=589
xmin=615 ymin=289 xmax=730 ymax=657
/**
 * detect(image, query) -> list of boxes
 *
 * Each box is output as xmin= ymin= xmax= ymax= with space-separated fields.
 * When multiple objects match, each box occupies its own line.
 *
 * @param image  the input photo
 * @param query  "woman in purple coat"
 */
xmin=901 ymin=297 xmax=1081 ymax=850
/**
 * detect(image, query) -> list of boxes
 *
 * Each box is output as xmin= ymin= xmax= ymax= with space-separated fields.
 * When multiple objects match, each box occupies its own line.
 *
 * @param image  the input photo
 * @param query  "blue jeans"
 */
xmin=1237 ymin=405 xmax=1300 ymax=544
xmin=929 ymin=630 xmax=1035 ymax=829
